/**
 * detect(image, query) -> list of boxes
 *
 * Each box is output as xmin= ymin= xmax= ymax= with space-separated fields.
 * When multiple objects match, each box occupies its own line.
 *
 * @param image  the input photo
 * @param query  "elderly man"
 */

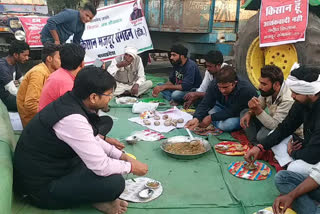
xmin=245 ymin=65 xmax=320 ymax=176
xmin=185 ymin=66 xmax=257 ymax=132
xmin=107 ymin=46 xmax=152 ymax=97
xmin=14 ymin=66 xmax=148 ymax=213
xmin=152 ymin=44 xmax=202 ymax=106
xmin=0 ymin=40 xmax=29 ymax=111
xmin=240 ymin=65 xmax=302 ymax=145
xmin=183 ymin=50 xmax=227 ymax=109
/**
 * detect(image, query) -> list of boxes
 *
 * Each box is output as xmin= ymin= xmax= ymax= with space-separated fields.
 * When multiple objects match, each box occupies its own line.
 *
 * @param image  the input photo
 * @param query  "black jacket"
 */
xmin=260 ymin=98 xmax=320 ymax=164
xmin=193 ymin=78 xmax=258 ymax=122
xmin=13 ymin=91 xmax=101 ymax=194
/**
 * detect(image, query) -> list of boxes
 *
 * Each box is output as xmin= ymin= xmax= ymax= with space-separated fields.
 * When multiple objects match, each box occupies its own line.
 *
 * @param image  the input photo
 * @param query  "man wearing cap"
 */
xmin=107 ymin=46 xmax=152 ymax=97
xmin=152 ymin=44 xmax=202 ymax=106
xmin=245 ymin=65 xmax=320 ymax=176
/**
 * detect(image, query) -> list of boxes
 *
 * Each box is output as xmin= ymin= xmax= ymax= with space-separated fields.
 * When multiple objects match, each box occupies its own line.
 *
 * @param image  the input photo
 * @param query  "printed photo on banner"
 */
xmin=80 ymin=0 xmax=153 ymax=65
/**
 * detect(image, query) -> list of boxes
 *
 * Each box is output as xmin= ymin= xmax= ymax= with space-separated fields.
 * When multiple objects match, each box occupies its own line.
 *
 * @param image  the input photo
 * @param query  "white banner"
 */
xmin=80 ymin=0 xmax=153 ymax=65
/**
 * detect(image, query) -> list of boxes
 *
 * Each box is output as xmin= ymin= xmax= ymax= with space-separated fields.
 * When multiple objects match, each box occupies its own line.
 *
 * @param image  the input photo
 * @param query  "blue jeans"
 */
xmin=209 ymin=102 xmax=241 ymax=132
xmin=158 ymin=84 xmax=188 ymax=104
xmin=275 ymin=170 xmax=320 ymax=214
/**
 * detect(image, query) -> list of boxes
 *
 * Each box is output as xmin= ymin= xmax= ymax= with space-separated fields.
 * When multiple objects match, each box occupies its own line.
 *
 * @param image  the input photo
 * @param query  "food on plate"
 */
xmin=177 ymin=118 xmax=184 ymax=123
xmin=215 ymin=144 xmax=229 ymax=151
xmin=143 ymin=119 xmax=151 ymax=125
xmin=260 ymin=170 xmax=269 ymax=176
xmin=146 ymin=181 xmax=160 ymax=189
xmin=164 ymin=141 xmax=206 ymax=155
xmin=162 ymin=114 xmax=169 ymax=120
xmin=235 ymin=144 xmax=244 ymax=151
xmin=154 ymin=115 xmax=160 ymax=120
xmin=193 ymin=127 xmax=202 ymax=132
xmin=154 ymin=121 xmax=160 ymax=126
xmin=244 ymin=162 xmax=258 ymax=170
xmin=206 ymin=125 xmax=215 ymax=131
xmin=127 ymin=98 xmax=137 ymax=103
xmin=164 ymin=120 xmax=171 ymax=126
xmin=171 ymin=121 xmax=177 ymax=127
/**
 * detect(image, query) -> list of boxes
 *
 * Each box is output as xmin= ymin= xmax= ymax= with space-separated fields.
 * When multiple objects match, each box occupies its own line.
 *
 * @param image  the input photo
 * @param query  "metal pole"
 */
xmin=104 ymin=0 xmax=108 ymax=6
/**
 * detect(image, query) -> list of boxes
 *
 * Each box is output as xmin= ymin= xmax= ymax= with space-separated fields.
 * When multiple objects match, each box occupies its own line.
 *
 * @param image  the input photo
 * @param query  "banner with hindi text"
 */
xmin=19 ymin=16 xmax=49 ymax=47
xmin=80 ymin=0 xmax=153 ymax=65
xmin=259 ymin=0 xmax=308 ymax=47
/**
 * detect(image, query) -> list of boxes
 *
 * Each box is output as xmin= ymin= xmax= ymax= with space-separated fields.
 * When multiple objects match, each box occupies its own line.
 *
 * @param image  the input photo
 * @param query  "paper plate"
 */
xmin=115 ymin=97 xmax=138 ymax=105
xmin=253 ymin=207 xmax=296 ymax=214
xmin=215 ymin=141 xmax=249 ymax=156
xmin=120 ymin=177 xmax=163 ymax=203
xmin=228 ymin=161 xmax=272 ymax=181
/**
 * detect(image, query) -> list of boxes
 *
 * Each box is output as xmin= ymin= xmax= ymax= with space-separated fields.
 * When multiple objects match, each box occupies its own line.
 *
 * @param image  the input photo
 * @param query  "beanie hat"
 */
xmin=170 ymin=44 xmax=188 ymax=57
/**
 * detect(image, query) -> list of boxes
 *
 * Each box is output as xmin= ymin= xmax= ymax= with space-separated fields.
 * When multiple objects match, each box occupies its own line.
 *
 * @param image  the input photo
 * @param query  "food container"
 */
xmin=160 ymin=136 xmax=211 ymax=159
xmin=145 ymin=180 xmax=160 ymax=189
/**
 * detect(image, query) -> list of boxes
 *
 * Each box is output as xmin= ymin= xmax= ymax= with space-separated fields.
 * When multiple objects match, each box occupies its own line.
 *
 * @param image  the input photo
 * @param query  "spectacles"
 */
xmin=98 ymin=93 xmax=113 ymax=98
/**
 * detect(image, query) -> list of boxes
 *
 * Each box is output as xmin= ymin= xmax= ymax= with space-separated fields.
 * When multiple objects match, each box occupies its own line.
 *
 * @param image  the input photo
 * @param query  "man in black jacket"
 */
xmin=185 ymin=65 xmax=258 ymax=132
xmin=245 ymin=65 xmax=320 ymax=176
xmin=14 ymin=66 xmax=148 ymax=213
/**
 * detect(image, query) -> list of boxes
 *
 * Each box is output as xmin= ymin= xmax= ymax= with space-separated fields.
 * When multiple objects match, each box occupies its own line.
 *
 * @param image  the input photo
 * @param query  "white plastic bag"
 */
xmin=132 ymin=102 xmax=159 ymax=114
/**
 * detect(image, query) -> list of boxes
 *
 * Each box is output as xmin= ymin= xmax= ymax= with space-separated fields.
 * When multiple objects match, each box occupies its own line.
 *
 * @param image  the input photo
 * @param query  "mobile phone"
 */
xmin=93 ymin=58 xmax=104 ymax=68
xmin=292 ymin=133 xmax=303 ymax=143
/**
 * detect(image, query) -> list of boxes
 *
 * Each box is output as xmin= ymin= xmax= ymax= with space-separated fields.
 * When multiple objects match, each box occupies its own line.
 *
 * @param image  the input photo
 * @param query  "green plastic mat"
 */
xmin=145 ymin=74 xmax=167 ymax=88
xmin=9 ymin=104 xmax=279 ymax=214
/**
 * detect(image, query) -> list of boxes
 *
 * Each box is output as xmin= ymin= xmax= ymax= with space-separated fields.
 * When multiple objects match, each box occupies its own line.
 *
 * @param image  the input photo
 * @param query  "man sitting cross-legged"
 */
xmin=240 ymin=65 xmax=303 ymax=145
xmin=152 ymin=44 xmax=202 ymax=106
xmin=107 ymin=46 xmax=152 ymax=97
xmin=245 ymin=65 xmax=320 ymax=176
xmin=13 ymin=66 xmax=148 ymax=214
xmin=185 ymin=65 xmax=257 ymax=132
xmin=183 ymin=50 xmax=227 ymax=110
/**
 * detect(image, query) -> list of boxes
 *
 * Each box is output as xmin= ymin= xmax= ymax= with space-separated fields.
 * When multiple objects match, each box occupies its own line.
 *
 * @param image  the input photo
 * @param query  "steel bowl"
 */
xmin=160 ymin=136 xmax=211 ymax=159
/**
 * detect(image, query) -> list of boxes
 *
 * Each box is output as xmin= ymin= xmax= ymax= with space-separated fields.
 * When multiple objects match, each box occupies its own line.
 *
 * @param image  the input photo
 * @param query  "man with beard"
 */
xmin=240 ymin=65 xmax=302 ymax=145
xmin=130 ymin=2 xmax=143 ymax=20
xmin=245 ymin=65 xmax=320 ymax=176
xmin=185 ymin=66 xmax=257 ymax=132
xmin=0 ymin=40 xmax=29 ymax=111
xmin=152 ymin=44 xmax=202 ymax=105
xmin=183 ymin=50 xmax=227 ymax=109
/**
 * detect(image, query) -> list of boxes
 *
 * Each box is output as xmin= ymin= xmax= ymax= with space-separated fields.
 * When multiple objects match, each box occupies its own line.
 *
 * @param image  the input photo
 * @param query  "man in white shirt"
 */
xmin=183 ymin=50 xmax=227 ymax=109
xmin=107 ymin=46 xmax=152 ymax=97
xmin=0 ymin=40 xmax=29 ymax=111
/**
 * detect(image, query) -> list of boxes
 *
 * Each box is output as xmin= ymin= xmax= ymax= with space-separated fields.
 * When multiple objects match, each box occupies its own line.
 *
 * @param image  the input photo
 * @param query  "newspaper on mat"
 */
xmin=128 ymin=107 xmax=193 ymax=133
xmin=120 ymin=177 xmax=163 ymax=203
